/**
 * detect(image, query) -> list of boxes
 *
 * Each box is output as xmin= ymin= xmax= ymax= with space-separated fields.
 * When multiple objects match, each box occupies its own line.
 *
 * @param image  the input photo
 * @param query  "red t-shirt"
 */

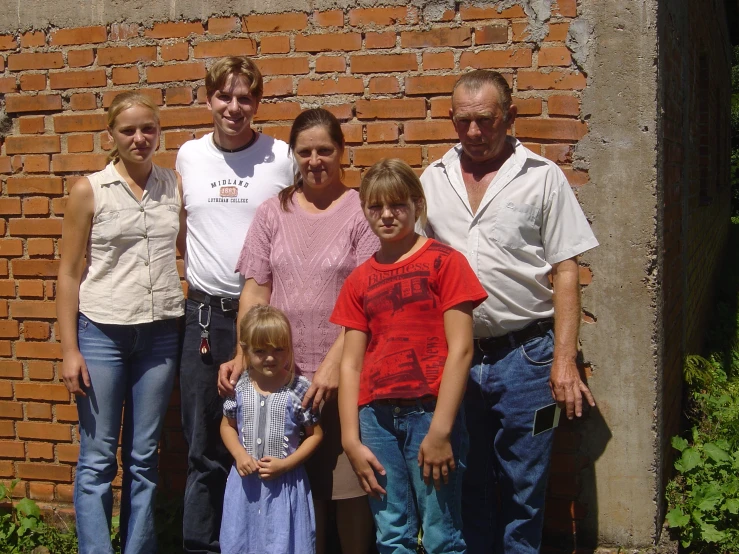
xmin=330 ymin=239 xmax=487 ymax=406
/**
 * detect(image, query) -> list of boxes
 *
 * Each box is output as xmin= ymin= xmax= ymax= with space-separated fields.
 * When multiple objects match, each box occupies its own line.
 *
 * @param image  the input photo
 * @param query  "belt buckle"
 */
xmin=220 ymin=297 xmax=234 ymax=313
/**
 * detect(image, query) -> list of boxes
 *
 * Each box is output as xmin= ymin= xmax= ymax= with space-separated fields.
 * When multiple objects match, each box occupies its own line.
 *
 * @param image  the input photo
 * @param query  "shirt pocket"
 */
xmin=490 ymin=202 xmax=540 ymax=250
xmin=91 ymin=210 xmax=121 ymax=243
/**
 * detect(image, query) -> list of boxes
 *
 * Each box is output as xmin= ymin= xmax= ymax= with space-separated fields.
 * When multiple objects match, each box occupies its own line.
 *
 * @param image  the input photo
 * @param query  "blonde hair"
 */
xmin=239 ymin=305 xmax=295 ymax=381
xmin=359 ymin=158 xmax=427 ymax=227
xmin=106 ymin=91 xmax=160 ymax=163
xmin=206 ymin=56 xmax=263 ymax=101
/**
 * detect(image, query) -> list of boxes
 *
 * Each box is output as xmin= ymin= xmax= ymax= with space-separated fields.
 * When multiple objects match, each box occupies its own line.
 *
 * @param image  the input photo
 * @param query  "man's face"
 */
xmin=206 ymin=74 xmax=260 ymax=145
xmin=450 ymin=84 xmax=515 ymax=164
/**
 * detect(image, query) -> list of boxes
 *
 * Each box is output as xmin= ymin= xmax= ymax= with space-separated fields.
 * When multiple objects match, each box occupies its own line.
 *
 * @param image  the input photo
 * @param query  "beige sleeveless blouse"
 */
xmin=78 ymin=162 xmax=184 ymax=324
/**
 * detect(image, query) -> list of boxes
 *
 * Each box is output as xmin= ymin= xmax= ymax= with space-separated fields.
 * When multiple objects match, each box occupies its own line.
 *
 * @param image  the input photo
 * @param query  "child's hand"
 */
xmin=344 ymin=442 xmax=387 ymax=500
xmin=257 ymin=457 xmax=288 ymax=481
xmin=418 ymin=430 xmax=455 ymax=490
xmin=235 ymin=453 xmax=260 ymax=477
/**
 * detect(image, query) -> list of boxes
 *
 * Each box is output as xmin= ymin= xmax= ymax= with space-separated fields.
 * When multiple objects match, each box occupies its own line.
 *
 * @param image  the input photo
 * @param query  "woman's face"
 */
xmin=293 ymin=125 xmax=343 ymax=191
xmin=108 ymin=105 xmax=160 ymax=164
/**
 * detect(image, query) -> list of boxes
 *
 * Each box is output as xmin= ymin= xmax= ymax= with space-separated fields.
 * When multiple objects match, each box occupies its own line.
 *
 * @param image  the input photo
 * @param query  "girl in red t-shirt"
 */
xmin=331 ymin=159 xmax=487 ymax=554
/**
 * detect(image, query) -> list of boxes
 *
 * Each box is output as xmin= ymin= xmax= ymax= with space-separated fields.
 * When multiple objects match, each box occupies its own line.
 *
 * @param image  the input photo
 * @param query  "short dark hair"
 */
xmin=452 ymin=70 xmax=513 ymax=119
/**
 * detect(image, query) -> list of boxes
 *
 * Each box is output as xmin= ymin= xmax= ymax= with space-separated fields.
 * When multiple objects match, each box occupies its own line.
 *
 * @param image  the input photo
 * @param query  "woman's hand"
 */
xmin=218 ymin=357 xmax=244 ymax=397
xmin=302 ymin=355 xmax=340 ymax=412
xmin=344 ymin=441 xmax=387 ymax=499
xmin=61 ymin=350 xmax=91 ymax=396
xmin=418 ymin=429 xmax=456 ymax=490
xmin=257 ymin=456 xmax=289 ymax=481
xmin=234 ymin=452 xmax=260 ymax=477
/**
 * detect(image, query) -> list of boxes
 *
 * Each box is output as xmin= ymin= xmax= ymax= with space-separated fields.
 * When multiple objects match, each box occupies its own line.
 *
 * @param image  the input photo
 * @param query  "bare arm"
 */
xmin=175 ymin=172 xmax=187 ymax=257
xmin=258 ymin=423 xmax=323 ymax=480
xmin=220 ymin=416 xmax=259 ymax=477
xmin=339 ymin=328 xmax=386 ymax=499
xmin=549 ymin=257 xmax=595 ymax=419
xmin=217 ymin=278 xmax=272 ymax=396
xmin=302 ymin=328 xmax=344 ymax=412
xmin=418 ymin=303 xmax=474 ymax=489
xmin=57 ymin=178 xmax=94 ymax=397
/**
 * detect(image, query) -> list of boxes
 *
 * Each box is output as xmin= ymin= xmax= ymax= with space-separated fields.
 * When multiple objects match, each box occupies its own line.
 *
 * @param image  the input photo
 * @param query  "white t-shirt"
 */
xmin=177 ymin=132 xmax=295 ymax=298
xmin=420 ymin=137 xmax=599 ymax=338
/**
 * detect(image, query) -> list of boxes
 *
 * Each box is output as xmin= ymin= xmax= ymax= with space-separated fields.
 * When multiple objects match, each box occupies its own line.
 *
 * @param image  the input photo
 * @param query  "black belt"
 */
xmin=475 ymin=318 xmax=554 ymax=352
xmin=187 ymin=288 xmax=238 ymax=313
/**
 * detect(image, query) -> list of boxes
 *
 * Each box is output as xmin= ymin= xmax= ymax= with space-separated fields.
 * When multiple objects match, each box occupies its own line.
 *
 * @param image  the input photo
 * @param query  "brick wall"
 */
xmin=0 ymin=0 xmax=592 ymax=542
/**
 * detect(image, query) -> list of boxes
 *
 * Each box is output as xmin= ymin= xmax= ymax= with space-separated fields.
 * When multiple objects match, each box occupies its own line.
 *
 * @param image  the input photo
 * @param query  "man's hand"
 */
xmin=234 ymin=452 xmax=260 ymax=477
xmin=257 ymin=457 xmax=289 ymax=481
xmin=344 ymin=441 xmax=387 ymax=499
xmin=218 ymin=357 xmax=243 ymax=397
xmin=418 ymin=429 xmax=456 ymax=490
xmin=61 ymin=350 xmax=90 ymax=397
xmin=302 ymin=356 xmax=339 ymax=413
xmin=549 ymin=356 xmax=595 ymax=419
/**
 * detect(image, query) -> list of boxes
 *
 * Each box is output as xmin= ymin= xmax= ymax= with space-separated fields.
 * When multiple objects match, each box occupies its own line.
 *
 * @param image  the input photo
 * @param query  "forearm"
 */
xmin=339 ymin=364 xmax=362 ymax=447
xmin=551 ymin=258 xmax=581 ymax=361
xmin=220 ymin=417 xmax=248 ymax=460
xmin=56 ymin=273 xmax=82 ymax=354
xmin=323 ymin=328 xmax=345 ymax=366
xmin=430 ymin=346 xmax=472 ymax=437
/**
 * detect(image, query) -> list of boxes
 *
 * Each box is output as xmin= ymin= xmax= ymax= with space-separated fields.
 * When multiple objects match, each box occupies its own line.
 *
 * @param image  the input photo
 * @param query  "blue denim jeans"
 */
xmin=462 ymin=330 xmax=555 ymax=554
xmin=359 ymin=400 xmax=468 ymax=554
xmin=74 ymin=313 xmax=179 ymax=554
xmin=180 ymin=299 xmax=236 ymax=553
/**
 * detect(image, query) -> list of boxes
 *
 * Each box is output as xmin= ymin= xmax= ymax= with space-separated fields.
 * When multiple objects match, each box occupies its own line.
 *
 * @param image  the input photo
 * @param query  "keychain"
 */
xmin=198 ymin=303 xmax=212 ymax=360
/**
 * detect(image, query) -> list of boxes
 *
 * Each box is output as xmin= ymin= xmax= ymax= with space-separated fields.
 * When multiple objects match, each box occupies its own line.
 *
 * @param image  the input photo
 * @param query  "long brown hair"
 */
xmin=106 ymin=91 xmax=160 ymax=163
xmin=279 ymin=108 xmax=345 ymax=212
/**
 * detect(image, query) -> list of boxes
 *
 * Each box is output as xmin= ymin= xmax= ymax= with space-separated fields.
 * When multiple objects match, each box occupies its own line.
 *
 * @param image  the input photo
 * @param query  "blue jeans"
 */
xmin=75 ymin=313 xmax=179 ymax=554
xmin=359 ymin=400 xmax=468 ymax=554
xmin=462 ymin=330 xmax=555 ymax=554
xmin=180 ymin=299 xmax=236 ymax=553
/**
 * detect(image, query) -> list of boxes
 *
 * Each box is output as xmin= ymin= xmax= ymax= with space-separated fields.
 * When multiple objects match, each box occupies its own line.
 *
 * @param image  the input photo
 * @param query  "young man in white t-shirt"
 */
xmin=176 ymin=56 xmax=294 ymax=554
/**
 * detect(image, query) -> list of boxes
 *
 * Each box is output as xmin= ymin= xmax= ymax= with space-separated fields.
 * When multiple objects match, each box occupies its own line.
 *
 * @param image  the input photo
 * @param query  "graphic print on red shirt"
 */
xmin=331 ymin=239 xmax=487 ymax=405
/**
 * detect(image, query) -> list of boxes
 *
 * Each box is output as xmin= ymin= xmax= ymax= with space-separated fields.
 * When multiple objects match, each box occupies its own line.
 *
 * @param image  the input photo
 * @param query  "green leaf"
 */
xmin=694 ymin=483 xmax=724 ymax=511
xmin=700 ymin=523 xmax=727 ymax=542
xmin=666 ymin=507 xmax=690 ymax=527
xmin=15 ymin=498 xmax=40 ymax=520
xmin=725 ymin=499 xmax=739 ymax=515
xmin=675 ymin=448 xmax=702 ymax=472
xmin=672 ymin=436 xmax=689 ymax=452
xmin=704 ymin=442 xmax=731 ymax=463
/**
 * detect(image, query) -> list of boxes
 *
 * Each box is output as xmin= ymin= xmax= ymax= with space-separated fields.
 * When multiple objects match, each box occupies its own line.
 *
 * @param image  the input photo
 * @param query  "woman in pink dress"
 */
xmin=218 ymin=108 xmax=377 ymax=553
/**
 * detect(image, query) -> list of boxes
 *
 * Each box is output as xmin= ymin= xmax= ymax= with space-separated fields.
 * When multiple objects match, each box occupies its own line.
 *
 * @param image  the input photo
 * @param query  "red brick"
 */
xmin=24 ymin=321 xmax=51 ymax=341
xmin=341 ymin=123 xmax=363 ymax=144
xmin=13 ymin=382 xmax=68 ymax=402
xmin=57 ymin=444 xmax=80 ymax=463
xmin=423 ymin=52 xmax=455 ymax=70
xmin=17 ymin=463 xmax=71 ymax=482
xmin=8 ymin=217 xmax=62 ymax=237
xmin=112 ymin=66 xmax=140 ymax=85
xmin=517 ymin=70 xmax=586 ymax=90
xmin=263 ymin=77 xmax=294 ymax=98
xmin=153 ymin=151 xmax=177 ymax=169
xmin=70 ymin=92 xmax=97 ymax=110
xmin=244 ymin=13 xmax=307 ymax=32
xmin=5 ymin=94 xmax=62 ymax=113
xmin=207 ymin=16 xmax=240 ymax=35
xmin=5 ymin=136 xmax=60 ymax=155
xmin=539 ymin=47 xmax=572 ymax=67
xmin=0 ymin=460 xmax=13 ymax=477
xmin=460 ymin=5 xmax=526 ymax=20
xmin=55 ymin=404 xmax=78 ymax=423
xmin=405 ymin=75 xmax=458 ymax=95
xmin=67 ymin=134 xmax=94 ymax=153
xmin=0 ymin=320 xmax=19 ymax=339
xmin=0 ymin=156 xmax=12 ymax=173
xmin=548 ymin=95 xmax=580 ymax=117
xmin=0 ymin=301 xmax=7 ymax=317
xmin=348 ymin=7 xmax=409 ymax=26
xmin=256 ymin=56 xmax=310 ymax=76
xmin=476 ymin=25 xmax=509 ymax=45
xmin=0 ymin=381 xmax=12 ymax=399
xmin=145 ymin=21 xmax=204 ymax=39
xmin=0 ymin=199 xmax=21 ymax=215
xmin=19 ymin=73 xmax=46 ymax=91
xmin=53 ymin=113 xmax=107 ymax=133
xmin=29 ymin=482 xmax=55 ymax=500
xmin=51 ymin=153 xmax=107 ymax=173
xmin=56 ymin=483 xmax=74 ymax=502
xmin=513 ymin=97 xmax=543 ymax=116
xmin=0 ymin=361 xmax=22 ymax=378
xmin=296 ymin=33 xmax=361 ymax=53
xmin=357 ymin=98 xmax=426 ymax=120
xmin=401 ymin=28 xmax=471 ymax=48
xmin=18 ymin=422 xmax=69 ymax=442
xmin=325 ymin=104 xmax=354 ymax=121
xmin=562 ymin=168 xmax=588 ymax=187
xmin=554 ymin=0 xmax=577 ymax=17
xmin=50 ymin=26 xmax=107 ymax=46
xmin=297 ymin=77 xmax=364 ymax=96
xmin=365 ymin=32 xmax=396 ymax=49
xmin=512 ymin=22 xmax=531 ymax=42
xmin=0 ymin=77 xmax=17 ymax=93
xmin=351 ymin=53 xmax=417 ymax=73
xmin=315 ymin=56 xmax=346 ymax=73
xmin=0 ymin=35 xmax=17 ymax=50
xmin=366 ymin=122 xmax=398 ymax=143
xmin=0 ymin=238 xmax=23 ymax=256
xmin=164 ymin=86 xmax=193 ymax=106
xmin=260 ymin=36 xmax=290 ymax=54
xmin=0 ymin=441 xmax=24 ymax=459
xmin=21 ymin=154 xmax=50 ymax=173
xmin=8 ymin=52 xmax=63 ymax=71
xmin=515 ymin=118 xmax=587 ymax=141
xmin=102 ymin=88 xmax=162 ymax=108
xmin=7 ymin=177 xmax=64 ymax=195
xmin=23 ymin=197 xmax=50 ymax=216
xmin=98 ymin=46 xmax=157 ymax=66
xmin=0 ymin=280 xmax=14 ymax=297
xmin=369 ymin=76 xmax=400 ymax=94
xmin=193 ymin=39 xmax=256 ymax=59
xmin=314 ymin=10 xmax=344 ymax=27
xmin=546 ymin=22 xmax=570 ymax=42
xmin=543 ymin=144 xmax=574 ymax=164
xmin=51 ymin=198 xmax=67 ymax=216
xmin=461 ymin=48 xmax=532 ymax=69
xmin=18 ymin=280 xmax=45 ymax=297
xmin=26 ymin=403 xmax=52 ymax=420
xmin=10 ymin=300 xmax=55 ymax=321
xmin=164 ymin=130 xmax=194 ymax=149
xmin=160 ymin=106 xmax=213 ymax=128
xmin=0 ymin=401 xmax=22 ymax=418
xmin=16 ymin=341 xmax=61 ymax=360
xmin=11 ymin=260 xmax=60 ymax=278
xmin=67 ymin=49 xmax=95 ymax=68
xmin=161 ymin=42 xmax=190 ymax=62
xmin=253 ymin=102 xmax=302 ymax=123
xmin=146 ymin=62 xmax=206 ymax=83
xmin=353 ymin=146 xmax=422 ymax=167
xmin=20 ymin=31 xmax=45 ymax=48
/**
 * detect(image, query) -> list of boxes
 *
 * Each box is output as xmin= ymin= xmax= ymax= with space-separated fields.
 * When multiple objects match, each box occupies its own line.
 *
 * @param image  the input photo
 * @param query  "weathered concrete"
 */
xmin=575 ymin=0 xmax=661 ymax=547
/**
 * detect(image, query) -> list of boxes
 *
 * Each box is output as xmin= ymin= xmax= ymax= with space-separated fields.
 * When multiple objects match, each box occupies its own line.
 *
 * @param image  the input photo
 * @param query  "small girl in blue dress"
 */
xmin=220 ymin=304 xmax=323 ymax=554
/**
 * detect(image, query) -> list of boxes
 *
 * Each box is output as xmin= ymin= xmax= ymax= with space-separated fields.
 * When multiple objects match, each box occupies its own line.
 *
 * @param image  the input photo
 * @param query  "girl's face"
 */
xmin=108 ymin=105 xmax=160 ymax=164
xmin=293 ymin=125 xmax=343 ymax=191
xmin=363 ymin=196 xmax=420 ymax=244
xmin=247 ymin=344 xmax=290 ymax=379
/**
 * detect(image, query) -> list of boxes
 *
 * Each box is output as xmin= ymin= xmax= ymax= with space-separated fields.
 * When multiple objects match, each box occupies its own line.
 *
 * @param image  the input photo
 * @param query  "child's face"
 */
xmin=363 ymin=196 xmax=418 ymax=244
xmin=247 ymin=345 xmax=290 ymax=379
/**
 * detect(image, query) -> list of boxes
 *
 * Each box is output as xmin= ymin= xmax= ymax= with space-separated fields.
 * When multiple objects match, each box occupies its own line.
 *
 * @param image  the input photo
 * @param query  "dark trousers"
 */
xmin=180 ymin=299 xmax=236 ymax=553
